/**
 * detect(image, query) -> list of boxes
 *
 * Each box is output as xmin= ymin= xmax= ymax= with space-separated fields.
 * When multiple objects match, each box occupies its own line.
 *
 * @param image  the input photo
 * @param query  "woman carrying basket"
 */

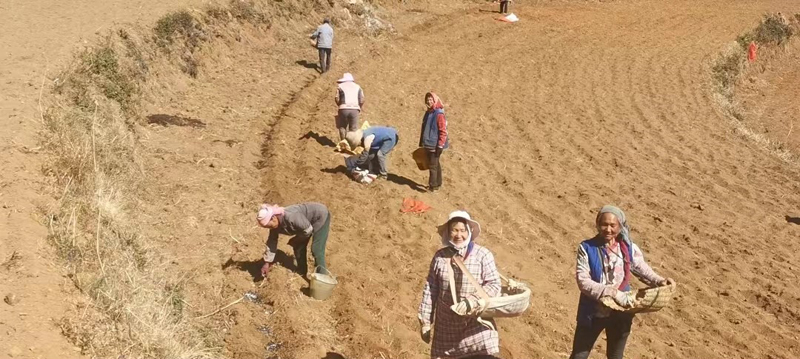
xmin=418 ymin=210 xmax=502 ymax=359
xmin=569 ymin=205 xmax=674 ymax=359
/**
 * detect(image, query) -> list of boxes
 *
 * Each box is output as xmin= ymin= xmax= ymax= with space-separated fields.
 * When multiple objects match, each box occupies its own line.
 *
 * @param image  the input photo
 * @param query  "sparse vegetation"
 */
xmin=736 ymin=13 xmax=794 ymax=48
xmin=155 ymin=10 xmax=198 ymax=47
xmin=41 ymin=0 xmax=391 ymax=357
xmin=711 ymin=12 xmax=800 ymax=163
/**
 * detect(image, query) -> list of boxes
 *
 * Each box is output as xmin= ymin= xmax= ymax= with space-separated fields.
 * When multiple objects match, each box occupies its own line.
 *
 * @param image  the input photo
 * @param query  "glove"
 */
xmin=261 ymin=261 xmax=273 ymax=279
xmin=613 ymin=290 xmax=633 ymax=308
xmin=451 ymin=298 xmax=486 ymax=316
xmin=420 ymin=324 xmax=431 ymax=344
xmin=435 ymin=146 xmax=443 ymax=156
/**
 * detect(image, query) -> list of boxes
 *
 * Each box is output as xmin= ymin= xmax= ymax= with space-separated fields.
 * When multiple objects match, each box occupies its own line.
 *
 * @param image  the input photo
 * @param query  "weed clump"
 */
xmin=737 ymin=13 xmax=794 ymax=48
xmin=155 ymin=10 xmax=197 ymax=46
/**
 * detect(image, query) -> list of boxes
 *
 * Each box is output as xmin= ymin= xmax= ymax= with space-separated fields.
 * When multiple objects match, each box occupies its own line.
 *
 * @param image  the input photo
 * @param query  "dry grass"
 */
xmin=40 ymin=0 xmax=393 ymax=357
xmin=711 ymin=13 xmax=799 ymax=164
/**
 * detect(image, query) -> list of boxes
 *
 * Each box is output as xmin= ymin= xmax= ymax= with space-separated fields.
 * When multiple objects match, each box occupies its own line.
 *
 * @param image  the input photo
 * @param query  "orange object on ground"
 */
xmin=401 ymin=198 xmax=431 ymax=214
xmin=748 ymin=41 xmax=757 ymax=62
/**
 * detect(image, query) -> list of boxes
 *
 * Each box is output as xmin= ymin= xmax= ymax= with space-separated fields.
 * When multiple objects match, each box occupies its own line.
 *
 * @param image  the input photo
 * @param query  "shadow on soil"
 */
xmin=321 ymin=352 xmax=346 ymax=359
xmin=300 ymin=130 xmax=337 ymax=148
xmin=146 ymin=114 xmax=206 ymax=128
xmin=387 ymin=173 xmax=427 ymax=192
xmin=222 ymin=250 xmax=298 ymax=282
xmin=786 ymin=215 xmax=800 ymax=225
xmin=295 ymin=59 xmax=320 ymax=73
xmin=321 ymin=165 xmax=349 ymax=175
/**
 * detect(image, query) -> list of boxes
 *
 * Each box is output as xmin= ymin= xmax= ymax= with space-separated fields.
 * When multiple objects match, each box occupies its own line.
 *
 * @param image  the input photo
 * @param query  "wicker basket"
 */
xmin=600 ymin=283 xmax=676 ymax=313
xmin=479 ymin=279 xmax=531 ymax=318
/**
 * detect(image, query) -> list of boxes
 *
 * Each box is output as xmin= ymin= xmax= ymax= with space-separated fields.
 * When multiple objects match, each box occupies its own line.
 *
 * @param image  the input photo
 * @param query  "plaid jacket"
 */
xmin=418 ymin=244 xmax=501 ymax=358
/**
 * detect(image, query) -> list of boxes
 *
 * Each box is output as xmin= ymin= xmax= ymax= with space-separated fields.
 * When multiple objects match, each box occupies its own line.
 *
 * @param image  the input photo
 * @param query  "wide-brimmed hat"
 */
xmin=437 ymin=210 xmax=481 ymax=243
xmin=337 ymin=72 xmax=355 ymax=83
xmin=345 ymin=130 xmax=363 ymax=149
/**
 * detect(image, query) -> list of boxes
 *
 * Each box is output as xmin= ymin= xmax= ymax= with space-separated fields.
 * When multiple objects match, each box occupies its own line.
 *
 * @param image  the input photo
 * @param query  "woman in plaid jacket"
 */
xmin=418 ymin=211 xmax=502 ymax=359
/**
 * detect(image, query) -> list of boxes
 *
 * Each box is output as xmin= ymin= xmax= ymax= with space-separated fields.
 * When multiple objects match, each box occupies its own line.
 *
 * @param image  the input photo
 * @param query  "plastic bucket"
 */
xmin=309 ymin=267 xmax=337 ymax=301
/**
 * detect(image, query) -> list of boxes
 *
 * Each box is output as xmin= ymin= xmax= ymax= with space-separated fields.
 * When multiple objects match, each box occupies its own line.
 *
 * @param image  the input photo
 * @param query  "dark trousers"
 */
xmin=427 ymin=150 xmax=443 ymax=189
xmin=318 ymin=47 xmax=332 ymax=73
xmin=336 ymin=109 xmax=360 ymax=141
xmin=569 ymin=313 xmax=634 ymax=359
xmin=499 ymin=1 xmax=509 ymax=14
xmin=291 ymin=213 xmax=330 ymax=276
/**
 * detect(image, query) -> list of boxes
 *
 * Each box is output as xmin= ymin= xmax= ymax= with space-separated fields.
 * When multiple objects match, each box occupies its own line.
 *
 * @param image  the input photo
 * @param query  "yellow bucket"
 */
xmin=309 ymin=267 xmax=337 ymax=301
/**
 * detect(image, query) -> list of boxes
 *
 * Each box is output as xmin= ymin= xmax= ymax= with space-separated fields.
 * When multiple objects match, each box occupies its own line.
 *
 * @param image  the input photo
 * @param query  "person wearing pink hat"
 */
xmin=256 ymin=202 xmax=331 ymax=279
xmin=418 ymin=210 xmax=502 ymax=359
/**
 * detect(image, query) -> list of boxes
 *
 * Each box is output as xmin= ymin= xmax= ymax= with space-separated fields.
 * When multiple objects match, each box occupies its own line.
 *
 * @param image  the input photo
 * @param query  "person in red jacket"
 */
xmin=418 ymin=92 xmax=449 ymax=192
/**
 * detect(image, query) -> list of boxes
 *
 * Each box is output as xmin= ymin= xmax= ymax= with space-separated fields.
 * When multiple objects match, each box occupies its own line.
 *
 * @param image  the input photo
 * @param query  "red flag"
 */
xmin=748 ymin=42 xmax=757 ymax=62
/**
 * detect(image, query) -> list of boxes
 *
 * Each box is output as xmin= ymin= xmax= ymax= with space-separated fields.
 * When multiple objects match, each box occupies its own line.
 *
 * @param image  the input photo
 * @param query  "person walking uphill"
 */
xmin=419 ymin=92 xmax=449 ymax=192
xmin=256 ymin=202 xmax=331 ymax=279
xmin=345 ymin=126 xmax=398 ymax=178
xmin=418 ymin=210 xmax=502 ymax=359
xmin=569 ymin=205 xmax=675 ymax=359
xmin=310 ymin=18 xmax=334 ymax=73
xmin=335 ymin=73 xmax=364 ymax=141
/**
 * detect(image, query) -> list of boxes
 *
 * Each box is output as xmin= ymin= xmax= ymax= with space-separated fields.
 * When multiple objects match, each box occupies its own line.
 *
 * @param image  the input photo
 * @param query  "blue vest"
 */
xmin=363 ymin=127 xmax=397 ymax=150
xmin=420 ymin=109 xmax=449 ymax=149
xmin=575 ymin=237 xmax=633 ymax=326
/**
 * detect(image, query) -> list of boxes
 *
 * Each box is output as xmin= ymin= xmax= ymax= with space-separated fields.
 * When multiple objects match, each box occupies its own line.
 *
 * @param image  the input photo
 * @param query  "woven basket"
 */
xmin=600 ymin=283 xmax=676 ymax=313
xmin=479 ymin=277 xmax=531 ymax=318
xmin=412 ymin=147 xmax=430 ymax=170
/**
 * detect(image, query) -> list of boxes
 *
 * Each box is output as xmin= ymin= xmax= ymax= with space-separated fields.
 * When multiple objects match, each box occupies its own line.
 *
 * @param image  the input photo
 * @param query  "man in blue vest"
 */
xmin=345 ymin=127 xmax=399 ymax=178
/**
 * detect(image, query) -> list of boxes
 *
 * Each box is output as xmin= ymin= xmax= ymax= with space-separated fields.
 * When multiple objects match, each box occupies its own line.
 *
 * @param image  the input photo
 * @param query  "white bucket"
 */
xmin=309 ymin=267 xmax=337 ymax=301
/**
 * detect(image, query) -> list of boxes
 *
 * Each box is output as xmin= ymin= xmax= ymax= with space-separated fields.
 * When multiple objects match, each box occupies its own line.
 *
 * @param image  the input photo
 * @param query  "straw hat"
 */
xmin=437 ymin=210 xmax=482 ymax=242
xmin=337 ymin=72 xmax=355 ymax=83
xmin=345 ymin=130 xmax=363 ymax=149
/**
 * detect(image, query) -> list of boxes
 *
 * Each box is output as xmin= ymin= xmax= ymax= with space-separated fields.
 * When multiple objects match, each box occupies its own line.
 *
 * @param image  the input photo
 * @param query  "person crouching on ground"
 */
xmin=569 ymin=205 xmax=675 ymax=359
xmin=256 ymin=202 xmax=331 ymax=279
xmin=419 ymin=92 xmax=449 ymax=192
xmin=418 ymin=210 xmax=502 ymax=359
xmin=345 ymin=126 xmax=398 ymax=179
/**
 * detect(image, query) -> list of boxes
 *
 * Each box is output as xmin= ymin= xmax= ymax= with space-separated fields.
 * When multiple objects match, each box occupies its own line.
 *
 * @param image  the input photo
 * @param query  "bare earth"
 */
xmin=2 ymin=0 xmax=800 ymax=359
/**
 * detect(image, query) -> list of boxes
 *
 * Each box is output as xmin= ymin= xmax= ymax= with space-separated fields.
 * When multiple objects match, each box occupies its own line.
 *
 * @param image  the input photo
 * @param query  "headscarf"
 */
xmin=595 ymin=205 xmax=632 ymax=289
xmin=425 ymin=92 xmax=444 ymax=110
xmin=595 ymin=205 xmax=631 ymax=245
xmin=257 ymin=204 xmax=285 ymax=227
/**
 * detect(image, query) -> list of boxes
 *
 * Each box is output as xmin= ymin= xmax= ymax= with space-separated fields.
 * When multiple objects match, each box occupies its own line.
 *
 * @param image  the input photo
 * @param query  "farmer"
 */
xmin=499 ymin=0 xmax=510 ymax=14
xmin=345 ymin=126 xmax=398 ymax=178
xmin=310 ymin=18 xmax=334 ymax=73
xmin=419 ymin=92 xmax=449 ymax=192
xmin=335 ymin=73 xmax=365 ymax=141
xmin=256 ymin=202 xmax=331 ymax=279
xmin=569 ymin=205 xmax=675 ymax=359
xmin=418 ymin=210 xmax=502 ymax=359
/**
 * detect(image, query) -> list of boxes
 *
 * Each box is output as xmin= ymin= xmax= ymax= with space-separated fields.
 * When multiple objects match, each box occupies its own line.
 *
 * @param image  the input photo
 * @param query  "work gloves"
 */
xmin=450 ymin=298 xmax=487 ymax=316
xmin=613 ymin=289 xmax=633 ymax=308
xmin=420 ymin=323 xmax=431 ymax=344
